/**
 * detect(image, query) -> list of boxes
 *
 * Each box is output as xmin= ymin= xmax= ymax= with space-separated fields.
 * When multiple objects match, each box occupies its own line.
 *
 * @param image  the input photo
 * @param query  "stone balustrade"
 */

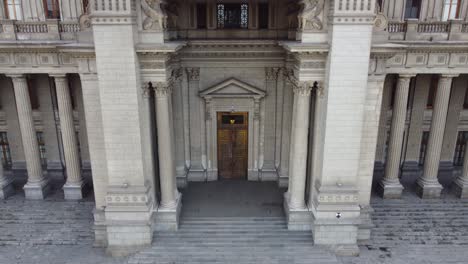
xmin=0 ymin=20 xmax=80 ymax=41
xmin=387 ymin=19 xmax=468 ymax=41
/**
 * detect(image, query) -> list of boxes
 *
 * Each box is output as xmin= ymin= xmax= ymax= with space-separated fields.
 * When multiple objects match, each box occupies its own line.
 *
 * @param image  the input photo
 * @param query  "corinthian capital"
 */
xmin=293 ymin=81 xmax=314 ymax=96
xmin=186 ymin=68 xmax=200 ymax=81
xmin=153 ymin=82 xmax=172 ymax=97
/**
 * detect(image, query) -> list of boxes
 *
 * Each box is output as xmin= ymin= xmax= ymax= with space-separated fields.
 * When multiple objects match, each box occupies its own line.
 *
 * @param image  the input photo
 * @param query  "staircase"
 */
xmin=128 ymin=216 xmax=339 ymax=264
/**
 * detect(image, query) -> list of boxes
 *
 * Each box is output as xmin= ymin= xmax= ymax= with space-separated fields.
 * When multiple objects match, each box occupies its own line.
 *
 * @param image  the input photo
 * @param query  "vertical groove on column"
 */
xmin=54 ymin=76 xmax=83 ymax=185
xmin=383 ymin=76 xmax=411 ymax=184
xmin=11 ymin=76 xmax=44 ymax=184
xmin=421 ymin=76 xmax=454 ymax=182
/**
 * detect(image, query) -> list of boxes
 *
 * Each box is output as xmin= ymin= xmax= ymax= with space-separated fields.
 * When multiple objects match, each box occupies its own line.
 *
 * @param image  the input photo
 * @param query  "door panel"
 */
xmin=217 ymin=112 xmax=248 ymax=179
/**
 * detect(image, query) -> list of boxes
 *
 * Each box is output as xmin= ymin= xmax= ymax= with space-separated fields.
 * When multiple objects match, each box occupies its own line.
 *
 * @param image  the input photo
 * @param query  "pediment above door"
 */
xmin=199 ymin=78 xmax=266 ymax=99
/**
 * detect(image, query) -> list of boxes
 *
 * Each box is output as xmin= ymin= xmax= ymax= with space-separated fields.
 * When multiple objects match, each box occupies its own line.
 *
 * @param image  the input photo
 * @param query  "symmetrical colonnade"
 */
xmin=0 ymin=74 xmax=84 ymax=200
xmin=379 ymin=74 xmax=468 ymax=199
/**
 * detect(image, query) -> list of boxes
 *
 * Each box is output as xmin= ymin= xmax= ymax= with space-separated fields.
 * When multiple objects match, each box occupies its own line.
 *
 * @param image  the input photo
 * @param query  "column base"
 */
xmin=377 ymin=179 xmax=404 ymax=199
xmin=283 ymin=193 xmax=312 ymax=231
xmin=23 ymin=179 xmax=50 ymax=200
xmin=154 ymin=192 xmax=182 ymax=231
xmin=93 ymin=208 xmax=108 ymax=247
xmin=416 ymin=178 xmax=443 ymax=199
xmin=0 ymin=177 xmax=15 ymax=199
xmin=63 ymin=181 xmax=86 ymax=200
xmin=104 ymin=186 xmax=155 ymax=257
xmin=312 ymin=217 xmax=360 ymax=256
xmin=452 ymin=177 xmax=468 ymax=199
xmin=357 ymin=205 xmax=374 ymax=244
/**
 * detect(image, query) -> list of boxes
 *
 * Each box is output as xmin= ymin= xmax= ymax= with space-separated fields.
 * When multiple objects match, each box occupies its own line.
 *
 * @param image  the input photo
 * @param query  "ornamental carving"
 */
xmin=141 ymin=0 xmax=167 ymax=30
xmin=293 ymin=82 xmax=314 ymax=96
xmin=374 ymin=13 xmax=388 ymax=31
xmin=297 ymin=0 xmax=324 ymax=31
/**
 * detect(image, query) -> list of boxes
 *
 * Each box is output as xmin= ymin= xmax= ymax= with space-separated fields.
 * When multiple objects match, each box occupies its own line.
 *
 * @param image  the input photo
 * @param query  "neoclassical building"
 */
xmin=0 ymin=0 xmax=468 ymax=257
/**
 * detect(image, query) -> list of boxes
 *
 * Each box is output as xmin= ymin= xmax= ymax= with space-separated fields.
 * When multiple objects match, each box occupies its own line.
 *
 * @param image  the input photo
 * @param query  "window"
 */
xmin=442 ymin=0 xmax=461 ymax=21
xmin=197 ymin=3 xmax=207 ymax=29
xmin=258 ymin=3 xmax=269 ymax=29
xmin=404 ymin=0 xmax=421 ymax=19
xmin=419 ymin=131 xmax=430 ymax=165
xmin=36 ymin=132 xmax=47 ymax=168
xmin=464 ymin=87 xmax=468 ymax=109
xmin=82 ymin=0 xmax=89 ymax=13
xmin=4 ymin=0 xmax=22 ymax=20
xmin=454 ymin=131 xmax=468 ymax=166
xmin=376 ymin=0 xmax=383 ymax=12
xmin=27 ymin=78 xmax=40 ymax=110
xmin=426 ymin=75 xmax=438 ymax=109
xmin=0 ymin=132 xmax=12 ymax=169
xmin=43 ymin=0 xmax=60 ymax=19
xmin=217 ymin=3 xmax=249 ymax=29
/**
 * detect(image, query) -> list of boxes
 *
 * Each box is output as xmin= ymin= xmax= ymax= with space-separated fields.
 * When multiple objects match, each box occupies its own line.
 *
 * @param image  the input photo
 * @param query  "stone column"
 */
xmin=0 ymin=158 xmax=14 ymax=199
xmin=416 ymin=74 xmax=458 ymax=198
xmin=287 ymin=82 xmax=312 ymax=210
xmin=52 ymin=75 xmax=85 ymax=200
xmin=153 ymin=82 xmax=181 ymax=213
xmin=378 ymin=75 xmax=413 ymax=199
xmin=9 ymin=75 xmax=49 ymax=199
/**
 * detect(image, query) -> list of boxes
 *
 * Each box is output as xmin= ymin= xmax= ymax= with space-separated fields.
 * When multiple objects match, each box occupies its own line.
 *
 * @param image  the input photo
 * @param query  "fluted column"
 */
xmin=53 ymin=75 xmax=84 ymax=200
xmin=288 ymin=82 xmax=312 ymax=210
xmin=417 ymin=74 xmax=458 ymax=198
xmin=154 ymin=82 xmax=179 ymax=210
xmin=9 ymin=74 xmax=49 ymax=199
xmin=453 ymin=141 xmax=468 ymax=198
xmin=378 ymin=75 xmax=413 ymax=199
xmin=0 ymin=158 xmax=14 ymax=199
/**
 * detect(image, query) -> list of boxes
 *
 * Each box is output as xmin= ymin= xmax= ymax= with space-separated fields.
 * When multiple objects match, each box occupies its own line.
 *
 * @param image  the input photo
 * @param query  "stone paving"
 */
xmin=0 ymin=181 xmax=468 ymax=263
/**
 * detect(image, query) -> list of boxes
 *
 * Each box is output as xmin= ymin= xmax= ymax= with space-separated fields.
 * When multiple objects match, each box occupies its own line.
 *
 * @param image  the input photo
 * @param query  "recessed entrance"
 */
xmin=217 ymin=112 xmax=248 ymax=180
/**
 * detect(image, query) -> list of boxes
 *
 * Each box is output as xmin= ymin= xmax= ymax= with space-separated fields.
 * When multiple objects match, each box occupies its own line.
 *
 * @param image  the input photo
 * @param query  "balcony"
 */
xmin=0 ymin=20 xmax=80 ymax=41
xmin=387 ymin=19 xmax=468 ymax=42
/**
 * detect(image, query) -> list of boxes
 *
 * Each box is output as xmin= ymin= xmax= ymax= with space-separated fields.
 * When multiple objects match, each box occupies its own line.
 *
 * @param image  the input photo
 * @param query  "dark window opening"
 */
xmin=426 ymin=75 xmax=438 ymax=109
xmin=463 ymin=87 xmax=468 ymax=109
xmin=419 ymin=131 xmax=430 ymax=165
xmin=217 ymin=3 xmax=248 ymax=29
xmin=36 ymin=132 xmax=47 ymax=169
xmin=405 ymin=0 xmax=421 ymax=19
xmin=454 ymin=131 xmax=468 ymax=166
xmin=0 ymin=132 xmax=12 ymax=169
xmin=27 ymin=77 xmax=40 ymax=110
xmin=197 ymin=3 xmax=207 ymax=29
xmin=43 ymin=0 xmax=60 ymax=19
xmin=258 ymin=3 xmax=269 ymax=29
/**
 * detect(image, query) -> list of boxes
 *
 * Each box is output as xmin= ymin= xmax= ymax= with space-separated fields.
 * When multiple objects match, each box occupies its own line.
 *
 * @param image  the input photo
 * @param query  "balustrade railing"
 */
xmin=387 ymin=22 xmax=406 ymax=33
xmin=15 ymin=22 xmax=49 ymax=33
xmin=59 ymin=22 xmax=80 ymax=33
xmin=417 ymin=22 xmax=450 ymax=33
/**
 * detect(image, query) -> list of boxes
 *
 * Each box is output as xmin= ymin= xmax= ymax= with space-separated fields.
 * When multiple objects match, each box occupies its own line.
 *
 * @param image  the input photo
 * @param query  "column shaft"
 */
xmin=417 ymin=75 xmax=457 ymax=198
xmin=54 ymin=75 xmax=84 ymax=199
xmin=10 ymin=75 xmax=49 ymax=199
xmin=379 ymin=75 xmax=412 ymax=198
xmin=154 ymin=83 xmax=177 ymax=209
xmin=289 ymin=84 xmax=312 ymax=209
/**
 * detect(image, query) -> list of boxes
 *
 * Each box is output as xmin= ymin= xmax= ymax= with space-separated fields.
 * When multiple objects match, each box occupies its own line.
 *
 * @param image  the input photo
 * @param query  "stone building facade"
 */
xmin=0 ymin=0 xmax=467 ymax=257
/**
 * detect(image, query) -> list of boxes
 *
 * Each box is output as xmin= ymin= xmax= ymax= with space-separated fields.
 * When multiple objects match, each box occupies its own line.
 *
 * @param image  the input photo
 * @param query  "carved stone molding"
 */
xmin=141 ymin=82 xmax=152 ymax=98
xmin=293 ymin=82 xmax=314 ymax=97
xmin=186 ymin=67 xmax=200 ymax=81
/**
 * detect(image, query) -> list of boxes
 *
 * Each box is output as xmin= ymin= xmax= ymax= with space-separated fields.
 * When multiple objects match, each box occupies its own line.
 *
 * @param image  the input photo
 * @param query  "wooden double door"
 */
xmin=217 ymin=112 xmax=248 ymax=180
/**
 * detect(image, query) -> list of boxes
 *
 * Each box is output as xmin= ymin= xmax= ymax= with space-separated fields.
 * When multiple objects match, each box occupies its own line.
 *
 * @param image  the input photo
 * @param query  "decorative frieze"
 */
xmin=265 ymin=67 xmax=280 ymax=81
xmin=386 ymin=51 xmax=468 ymax=69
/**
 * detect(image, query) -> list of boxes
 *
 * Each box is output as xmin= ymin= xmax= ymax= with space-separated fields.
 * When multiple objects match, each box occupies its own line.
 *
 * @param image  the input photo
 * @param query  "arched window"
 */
xmin=3 ymin=0 xmax=22 ymax=20
xmin=442 ymin=0 xmax=461 ymax=21
xmin=43 ymin=0 xmax=60 ymax=19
